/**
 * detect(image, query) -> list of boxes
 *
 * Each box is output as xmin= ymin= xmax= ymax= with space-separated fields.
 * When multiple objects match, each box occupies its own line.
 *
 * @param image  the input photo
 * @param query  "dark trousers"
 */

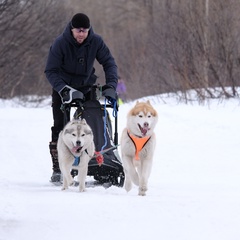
xmin=51 ymin=90 xmax=64 ymax=142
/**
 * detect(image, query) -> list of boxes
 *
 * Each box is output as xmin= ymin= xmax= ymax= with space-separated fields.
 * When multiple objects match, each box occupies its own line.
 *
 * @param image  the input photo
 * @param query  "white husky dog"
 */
xmin=121 ymin=101 xmax=158 ymax=196
xmin=57 ymin=119 xmax=95 ymax=192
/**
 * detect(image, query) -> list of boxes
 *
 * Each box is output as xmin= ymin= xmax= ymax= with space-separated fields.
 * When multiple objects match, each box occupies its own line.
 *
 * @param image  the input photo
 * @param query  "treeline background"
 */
xmin=1 ymin=0 xmax=240 ymax=102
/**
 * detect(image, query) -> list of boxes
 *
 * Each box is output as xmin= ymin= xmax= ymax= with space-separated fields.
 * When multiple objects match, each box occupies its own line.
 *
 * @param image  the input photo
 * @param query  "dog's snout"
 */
xmin=76 ymin=140 xmax=81 ymax=146
xmin=144 ymin=122 xmax=149 ymax=127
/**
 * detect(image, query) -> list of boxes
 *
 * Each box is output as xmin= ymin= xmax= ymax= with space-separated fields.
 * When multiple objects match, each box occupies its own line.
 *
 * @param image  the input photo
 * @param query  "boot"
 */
xmin=49 ymin=141 xmax=62 ymax=183
xmin=71 ymin=169 xmax=78 ymax=178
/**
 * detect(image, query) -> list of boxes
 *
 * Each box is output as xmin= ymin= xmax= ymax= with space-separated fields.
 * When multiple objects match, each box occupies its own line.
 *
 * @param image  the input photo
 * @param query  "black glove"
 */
xmin=102 ymin=85 xmax=117 ymax=99
xmin=59 ymin=85 xmax=84 ymax=104
xmin=102 ymin=85 xmax=117 ymax=106
xmin=102 ymin=85 xmax=118 ymax=108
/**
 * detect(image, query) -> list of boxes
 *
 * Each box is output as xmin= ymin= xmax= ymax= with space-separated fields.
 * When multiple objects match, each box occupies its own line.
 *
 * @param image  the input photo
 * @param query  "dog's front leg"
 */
xmin=62 ymin=171 xmax=73 ymax=190
xmin=123 ymin=167 xmax=132 ymax=192
xmin=61 ymin=162 xmax=73 ymax=190
xmin=62 ymin=176 xmax=68 ymax=190
xmin=123 ymin=156 xmax=139 ymax=192
xmin=138 ymin=172 xmax=148 ymax=196
xmin=138 ymin=158 xmax=152 ymax=196
xmin=138 ymin=180 xmax=148 ymax=196
xmin=77 ymin=164 xmax=88 ymax=192
xmin=131 ymin=160 xmax=139 ymax=186
xmin=60 ymin=164 xmax=69 ymax=190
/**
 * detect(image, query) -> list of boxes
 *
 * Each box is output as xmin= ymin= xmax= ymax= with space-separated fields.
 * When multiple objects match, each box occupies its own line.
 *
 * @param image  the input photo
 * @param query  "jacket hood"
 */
xmin=62 ymin=22 xmax=94 ymax=47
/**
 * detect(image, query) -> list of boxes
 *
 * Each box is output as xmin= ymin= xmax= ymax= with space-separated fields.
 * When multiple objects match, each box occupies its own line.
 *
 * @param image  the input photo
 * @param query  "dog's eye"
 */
xmin=148 ymin=115 xmax=152 ymax=118
xmin=72 ymin=133 xmax=76 ymax=136
xmin=138 ymin=114 xmax=143 ymax=118
xmin=81 ymin=134 xmax=85 ymax=137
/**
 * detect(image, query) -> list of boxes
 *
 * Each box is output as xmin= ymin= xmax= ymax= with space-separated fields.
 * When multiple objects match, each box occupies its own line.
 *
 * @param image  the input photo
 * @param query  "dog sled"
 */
xmin=61 ymin=84 xmax=124 ymax=187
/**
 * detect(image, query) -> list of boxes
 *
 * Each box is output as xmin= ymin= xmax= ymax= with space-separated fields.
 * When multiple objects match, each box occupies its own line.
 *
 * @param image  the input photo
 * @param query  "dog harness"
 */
xmin=127 ymin=131 xmax=151 ymax=160
xmin=72 ymin=149 xmax=89 ymax=166
xmin=72 ymin=146 xmax=118 ymax=167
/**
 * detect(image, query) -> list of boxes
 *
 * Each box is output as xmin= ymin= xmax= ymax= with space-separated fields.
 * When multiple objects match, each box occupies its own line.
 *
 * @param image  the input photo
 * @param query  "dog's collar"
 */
xmin=72 ymin=149 xmax=89 ymax=167
xmin=127 ymin=130 xmax=151 ymax=160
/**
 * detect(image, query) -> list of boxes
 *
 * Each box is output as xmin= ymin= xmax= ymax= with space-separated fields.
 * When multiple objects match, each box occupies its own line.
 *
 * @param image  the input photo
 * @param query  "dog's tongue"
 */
xmin=71 ymin=146 xmax=82 ymax=153
xmin=141 ymin=127 xmax=148 ymax=136
xmin=138 ymin=124 xmax=149 ymax=136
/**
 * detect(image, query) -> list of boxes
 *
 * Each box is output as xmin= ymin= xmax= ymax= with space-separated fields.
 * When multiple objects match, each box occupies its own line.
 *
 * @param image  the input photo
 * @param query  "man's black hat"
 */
xmin=71 ymin=13 xmax=90 ymax=29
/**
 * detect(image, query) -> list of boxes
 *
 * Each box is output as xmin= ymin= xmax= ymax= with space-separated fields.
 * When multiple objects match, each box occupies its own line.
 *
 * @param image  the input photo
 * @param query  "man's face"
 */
xmin=71 ymin=28 xmax=89 ymax=44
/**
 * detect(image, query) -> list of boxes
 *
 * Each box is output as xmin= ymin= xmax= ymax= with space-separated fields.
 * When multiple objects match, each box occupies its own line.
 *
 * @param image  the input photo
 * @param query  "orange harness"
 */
xmin=127 ymin=131 xmax=151 ymax=160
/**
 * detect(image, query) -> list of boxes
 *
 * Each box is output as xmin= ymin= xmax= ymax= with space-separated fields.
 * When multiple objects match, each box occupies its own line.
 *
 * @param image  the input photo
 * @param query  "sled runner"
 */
xmin=61 ymin=84 xmax=124 ymax=187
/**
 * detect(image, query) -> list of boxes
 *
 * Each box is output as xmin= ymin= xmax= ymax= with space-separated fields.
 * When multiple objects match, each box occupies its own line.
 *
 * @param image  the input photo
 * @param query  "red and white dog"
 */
xmin=121 ymin=101 xmax=158 ymax=196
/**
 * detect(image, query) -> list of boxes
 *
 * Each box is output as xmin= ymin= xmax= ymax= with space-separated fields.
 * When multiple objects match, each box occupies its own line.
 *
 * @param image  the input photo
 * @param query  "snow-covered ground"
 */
xmin=0 ymin=95 xmax=240 ymax=240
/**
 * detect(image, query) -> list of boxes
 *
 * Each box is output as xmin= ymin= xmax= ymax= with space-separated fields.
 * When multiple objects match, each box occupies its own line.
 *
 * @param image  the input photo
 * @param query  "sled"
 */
xmin=61 ymin=84 xmax=124 ymax=187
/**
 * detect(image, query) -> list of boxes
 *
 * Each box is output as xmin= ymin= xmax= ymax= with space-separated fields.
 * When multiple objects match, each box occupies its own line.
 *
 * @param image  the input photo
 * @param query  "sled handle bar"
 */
xmin=61 ymin=100 xmax=119 ymax=146
xmin=63 ymin=101 xmax=117 ymax=110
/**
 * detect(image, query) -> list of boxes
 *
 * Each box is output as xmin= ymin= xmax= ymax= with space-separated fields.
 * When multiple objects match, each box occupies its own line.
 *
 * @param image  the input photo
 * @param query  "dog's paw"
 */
xmin=61 ymin=186 xmax=68 ymax=191
xmin=138 ymin=186 xmax=147 ymax=196
xmin=138 ymin=191 xmax=146 ymax=196
xmin=79 ymin=188 xmax=86 ymax=192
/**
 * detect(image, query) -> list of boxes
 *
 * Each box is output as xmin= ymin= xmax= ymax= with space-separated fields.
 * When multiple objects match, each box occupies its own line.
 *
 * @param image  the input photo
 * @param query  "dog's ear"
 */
xmin=81 ymin=118 xmax=87 ymax=125
xmin=64 ymin=128 xmax=74 ymax=135
xmin=146 ymin=100 xmax=151 ymax=105
xmin=135 ymin=101 xmax=139 ymax=106
xmin=85 ymin=128 xmax=93 ymax=135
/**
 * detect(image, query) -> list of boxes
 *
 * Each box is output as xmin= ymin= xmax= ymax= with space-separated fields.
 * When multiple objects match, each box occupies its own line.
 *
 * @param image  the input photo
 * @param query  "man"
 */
xmin=45 ymin=13 xmax=118 ymax=183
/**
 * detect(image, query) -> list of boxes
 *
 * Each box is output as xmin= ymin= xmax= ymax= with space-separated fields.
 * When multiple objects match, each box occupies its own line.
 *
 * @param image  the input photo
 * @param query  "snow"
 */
xmin=0 ymin=95 xmax=240 ymax=240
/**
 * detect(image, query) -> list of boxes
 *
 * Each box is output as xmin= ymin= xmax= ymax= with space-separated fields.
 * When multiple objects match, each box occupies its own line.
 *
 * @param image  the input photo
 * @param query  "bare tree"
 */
xmin=1 ymin=0 xmax=240 ymax=102
xmin=150 ymin=0 xmax=240 ymax=101
xmin=0 ymin=0 xmax=71 ymax=98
